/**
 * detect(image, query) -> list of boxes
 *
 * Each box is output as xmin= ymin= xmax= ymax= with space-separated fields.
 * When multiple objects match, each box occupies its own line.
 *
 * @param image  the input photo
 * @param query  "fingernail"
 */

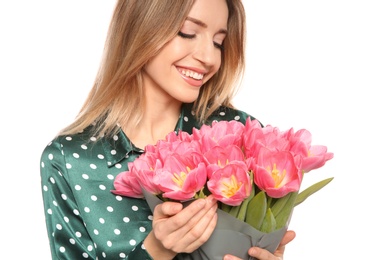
xmin=207 ymin=195 xmax=217 ymax=204
xmin=197 ymin=199 xmax=206 ymax=207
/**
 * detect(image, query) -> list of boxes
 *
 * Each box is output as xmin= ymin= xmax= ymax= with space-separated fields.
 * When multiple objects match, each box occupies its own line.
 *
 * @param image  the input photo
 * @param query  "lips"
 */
xmin=176 ymin=67 xmax=206 ymax=87
xmin=177 ymin=68 xmax=205 ymax=80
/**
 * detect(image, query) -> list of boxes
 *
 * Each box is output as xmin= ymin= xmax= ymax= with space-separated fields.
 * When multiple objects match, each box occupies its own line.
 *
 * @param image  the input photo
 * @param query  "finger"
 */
xmin=157 ymin=201 xmax=184 ymax=217
xmin=246 ymin=230 xmax=296 ymax=260
xmin=248 ymin=247 xmax=276 ymax=260
xmin=279 ymin=230 xmax=296 ymax=246
xmin=273 ymin=230 xmax=296 ymax=256
xmin=176 ymin=202 xmax=218 ymax=252
xmin=161 ymin=199 xmax=206 ymax=231
xmin=167 ymin=196 xmax=217 ymax=231
xmin=222 ymin=254 xmax=241 ymax=260
xmin=167 ymin=197 xmax=217 ymax=241
xmin=152 ymin=196 xmax=217 ymax=251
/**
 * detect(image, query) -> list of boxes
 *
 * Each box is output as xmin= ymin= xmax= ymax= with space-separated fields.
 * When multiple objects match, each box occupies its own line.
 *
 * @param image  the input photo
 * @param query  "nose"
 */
xmin=192 ymin=37 xmax=220 ymax=67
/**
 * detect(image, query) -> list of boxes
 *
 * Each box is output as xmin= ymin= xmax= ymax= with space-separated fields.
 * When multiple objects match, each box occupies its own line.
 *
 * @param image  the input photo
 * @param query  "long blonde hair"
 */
xmin=59 ymin=0 xmax=246 ymax=138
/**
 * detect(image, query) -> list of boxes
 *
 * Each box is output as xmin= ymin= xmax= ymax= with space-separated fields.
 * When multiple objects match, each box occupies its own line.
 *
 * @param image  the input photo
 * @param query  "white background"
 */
xmin=1 ymin=0 xmax=389 ymax=259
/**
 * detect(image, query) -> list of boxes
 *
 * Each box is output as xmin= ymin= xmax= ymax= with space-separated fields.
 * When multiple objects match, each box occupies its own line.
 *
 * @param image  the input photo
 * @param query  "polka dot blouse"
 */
xmin=40 ymin=103 xmax=257 ymax=259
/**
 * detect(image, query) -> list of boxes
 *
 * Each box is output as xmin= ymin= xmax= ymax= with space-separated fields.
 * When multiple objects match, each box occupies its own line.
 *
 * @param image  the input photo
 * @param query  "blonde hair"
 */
xmin=59 ymin=0 xmax=246 ymax=138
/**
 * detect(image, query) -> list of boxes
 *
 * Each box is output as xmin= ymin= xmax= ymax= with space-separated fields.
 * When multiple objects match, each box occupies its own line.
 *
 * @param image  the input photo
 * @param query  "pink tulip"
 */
xmin=243 ymin=123 xmax=290 ymax=158
xmin=153 ymin=153 xmax=207 ymax=201
xmin=193 ymin=120 xmax=245 ymax=152
xmin=165 ymin=130 xmax=194 ymax=143
xmin=285 ymin=128 xmax=311 ymax=158
xmin=131 ymin=153 xmax=162 ymax=195
xmin=155 ymin=135 xmax=202 ymax=163
xmin=285 ymin=128 xmax=311 ymax=145
xmin=287 ymin=129 xmax=333 ymax=173
xmin=111 ymin=167 xmax=143 ymax=198
xmin=243 ymin=117 xmax=262 ymax=131
xmin=207 ymin=161 xmax=251 ymax=206
xmin=301 ymin=145 xmax=334 ymax=173
xmin=251 ymin=147 xmax=302 ymax=198
xmin=203 ymin=145 xmax=246 ymax=178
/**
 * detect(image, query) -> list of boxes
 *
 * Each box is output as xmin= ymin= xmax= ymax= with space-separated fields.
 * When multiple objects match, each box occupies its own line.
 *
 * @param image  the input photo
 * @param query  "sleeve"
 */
xmin=40 ymin=139 xmax=97 ymax=259
xmin=40 ymin=139 xmax=153 ymax=259
xmin=126 ymin=242 xmax=154 ymax=260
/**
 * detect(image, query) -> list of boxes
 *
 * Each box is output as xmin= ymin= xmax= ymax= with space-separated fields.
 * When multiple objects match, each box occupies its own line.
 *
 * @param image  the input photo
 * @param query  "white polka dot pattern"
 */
xmin=40 ymin=104 xmax=255 ymax=259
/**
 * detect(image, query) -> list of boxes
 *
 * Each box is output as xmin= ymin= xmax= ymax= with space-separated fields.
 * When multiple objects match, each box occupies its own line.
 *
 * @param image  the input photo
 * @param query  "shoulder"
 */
xmin=207 ymin=106 xmax=263 ymax=126
xmin=40 ymin=127 xmax=97 ymax=161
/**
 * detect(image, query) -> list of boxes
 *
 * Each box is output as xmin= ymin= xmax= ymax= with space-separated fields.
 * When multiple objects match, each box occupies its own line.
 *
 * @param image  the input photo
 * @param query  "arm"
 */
xmin=40 ymin=139 xmax=153 ymax=259
xmin=40 ymin=140 xmax=97 ymax=259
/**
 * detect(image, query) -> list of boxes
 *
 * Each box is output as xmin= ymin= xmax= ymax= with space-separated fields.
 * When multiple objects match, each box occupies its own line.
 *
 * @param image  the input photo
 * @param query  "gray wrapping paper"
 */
xmin=144 ymin=191 xmax=289 ymax=260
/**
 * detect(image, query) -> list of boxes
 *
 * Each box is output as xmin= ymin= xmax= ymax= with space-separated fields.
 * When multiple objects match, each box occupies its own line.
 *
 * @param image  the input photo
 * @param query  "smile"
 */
xmin=177 ymin=68 xmax=204 ymax=80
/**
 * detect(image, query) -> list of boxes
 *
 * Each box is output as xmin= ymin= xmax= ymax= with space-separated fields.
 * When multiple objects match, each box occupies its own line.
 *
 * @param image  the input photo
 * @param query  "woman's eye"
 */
xmin=178 ymin=31 xmax=195 ymax=39
xmin=178 ymin=31 xmax=224 ymax=51
xmin=213 ymin=42 xmax=224 ymax=51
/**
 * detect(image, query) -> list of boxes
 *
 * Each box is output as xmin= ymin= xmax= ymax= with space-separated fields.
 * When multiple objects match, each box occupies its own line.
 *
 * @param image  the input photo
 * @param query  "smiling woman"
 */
xmin=0 ymin=0 xmax=386 ymax=259
xmin=38 ymin=1 xmax=295 ymax=260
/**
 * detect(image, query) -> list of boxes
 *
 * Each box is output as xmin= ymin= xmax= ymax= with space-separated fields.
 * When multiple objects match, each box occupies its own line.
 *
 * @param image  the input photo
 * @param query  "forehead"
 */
xmin=187 ymin=0 xmax=229 ymax=29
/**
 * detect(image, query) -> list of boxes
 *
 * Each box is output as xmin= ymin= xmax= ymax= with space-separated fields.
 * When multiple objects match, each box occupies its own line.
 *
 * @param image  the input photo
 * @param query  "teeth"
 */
xmin=179 ymin=69 xmax=204 ymax=80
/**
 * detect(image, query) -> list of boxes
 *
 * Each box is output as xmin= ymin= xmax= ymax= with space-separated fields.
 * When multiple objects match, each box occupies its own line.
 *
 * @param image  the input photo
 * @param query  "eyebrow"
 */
xmin=186 ymin=16 xmax=228 ymax=35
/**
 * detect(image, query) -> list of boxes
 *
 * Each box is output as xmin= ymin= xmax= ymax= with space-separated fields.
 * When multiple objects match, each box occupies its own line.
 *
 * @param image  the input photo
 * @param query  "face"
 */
xmin=142 ymin=0 xmax=228 ymax=105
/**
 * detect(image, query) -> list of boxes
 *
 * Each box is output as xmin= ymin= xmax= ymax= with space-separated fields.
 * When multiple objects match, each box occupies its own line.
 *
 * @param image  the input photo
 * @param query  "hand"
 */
xmin=144 ymin=195 xmax=218 ymax=260
xmin=223 ymin=230 xmax=296 ymax=260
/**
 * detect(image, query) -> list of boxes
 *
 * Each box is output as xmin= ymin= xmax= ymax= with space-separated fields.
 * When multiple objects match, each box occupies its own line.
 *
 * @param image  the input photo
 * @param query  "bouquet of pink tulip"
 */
xmin=112 ymin=118 xmax=333 ymax=259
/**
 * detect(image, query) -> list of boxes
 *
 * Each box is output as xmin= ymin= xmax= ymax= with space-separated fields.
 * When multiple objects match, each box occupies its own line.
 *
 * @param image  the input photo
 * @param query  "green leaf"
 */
xmin=260 ymin=208 xmax=276 ymax=233
xmin=221 ymin=203 xmax=232 ymax=213
xmin=295 ymin=177 xmax=334 ymax=207
xmin=236 ymin=182 xmax=256 ymax=221
xmin=271 ymin=192 xmax=292 ymax=218
xmin=228 ymin=204 xmax=241 ymax=218
xmin=275 ymin=191 xmax=298 ymax=229
xmin=245 ymin=191 xmax=267 ymax=230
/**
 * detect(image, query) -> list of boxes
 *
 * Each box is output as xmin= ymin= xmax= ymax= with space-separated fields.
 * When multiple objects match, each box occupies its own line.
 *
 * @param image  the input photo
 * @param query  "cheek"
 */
xmin=215 ymin=55 xmax=222 ymax=71
xmin=144 ymin=49 xmax=176 ymax=75
xmin=163 ymin=39 xmax=189 ymax=59
xmin=207 ymin=54 xmax=222 ymax=79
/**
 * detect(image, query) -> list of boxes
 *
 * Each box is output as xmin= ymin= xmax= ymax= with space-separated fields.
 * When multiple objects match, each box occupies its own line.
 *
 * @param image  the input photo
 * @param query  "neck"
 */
xmin=124 ymin=101 xmax=182 ymax=149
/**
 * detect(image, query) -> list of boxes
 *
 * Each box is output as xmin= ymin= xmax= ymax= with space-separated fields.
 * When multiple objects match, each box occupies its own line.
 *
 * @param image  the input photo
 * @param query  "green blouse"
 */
xmin=40 ymin=103 xmax=257 ymax=260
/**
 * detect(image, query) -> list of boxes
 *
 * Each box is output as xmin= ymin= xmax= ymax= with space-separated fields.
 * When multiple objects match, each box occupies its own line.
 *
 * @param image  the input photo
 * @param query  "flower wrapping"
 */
xmin=143 ymin=189 xmax=290 ymax=260
xmin=112 ymin=118 xmax=334 ymax=259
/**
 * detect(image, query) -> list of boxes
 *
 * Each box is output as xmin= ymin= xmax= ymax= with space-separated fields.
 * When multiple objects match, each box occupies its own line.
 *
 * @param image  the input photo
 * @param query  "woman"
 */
xmin=40 ymin=0 xmax=295 ymax=259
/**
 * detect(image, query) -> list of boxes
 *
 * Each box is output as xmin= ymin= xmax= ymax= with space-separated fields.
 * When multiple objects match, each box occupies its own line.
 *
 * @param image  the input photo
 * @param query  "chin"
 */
xmin=180 ymin=94 xmax=200 ymax=104
xmin=173 ymin=89 xmax=201 ymax=104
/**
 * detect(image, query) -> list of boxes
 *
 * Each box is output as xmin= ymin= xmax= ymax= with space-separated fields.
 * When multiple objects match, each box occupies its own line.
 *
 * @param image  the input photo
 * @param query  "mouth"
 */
xmin=177 ymin=68 xmax=205 ymax=81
